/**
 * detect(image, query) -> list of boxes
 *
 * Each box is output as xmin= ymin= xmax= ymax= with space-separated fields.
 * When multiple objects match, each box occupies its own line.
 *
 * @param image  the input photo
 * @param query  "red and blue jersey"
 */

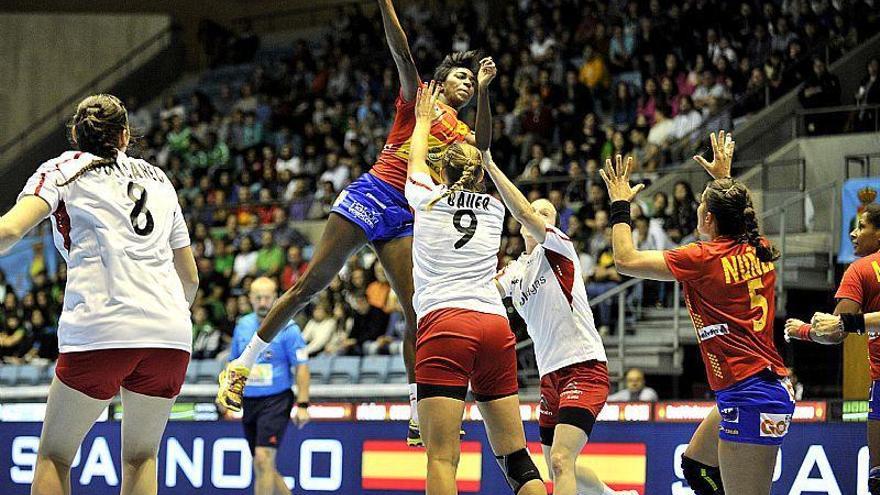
xmin=369 ymin=90 xmax=471 ymax=191
xmin=664 ymin=238 xmax=787 ymax=391
xmin=835 ymin=251 xmax=880 ymax=380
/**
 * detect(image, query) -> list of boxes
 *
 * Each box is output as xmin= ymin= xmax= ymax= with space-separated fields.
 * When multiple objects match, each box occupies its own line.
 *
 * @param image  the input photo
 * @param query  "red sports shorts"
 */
xmin=415 ymin=308 xmax=518 ymax=401
xmin=538 ymin=360 xmax=609 ymax=430
xmin=56 ymin=348 xmax=190 ymax=400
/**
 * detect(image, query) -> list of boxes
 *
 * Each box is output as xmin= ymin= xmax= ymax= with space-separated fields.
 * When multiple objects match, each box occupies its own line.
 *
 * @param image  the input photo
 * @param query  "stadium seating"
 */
xmin=308 ymin=355 xmax=333 ymax=384
xmin=387 ymin=356 xmax=408 ymax=384
xmin=328 ymin=356 xmax=361 ymax=384
xmin=359 ymin=355 xmax=391 ymax=384
xmin=196 ymin=360 xmax=223 ymax=384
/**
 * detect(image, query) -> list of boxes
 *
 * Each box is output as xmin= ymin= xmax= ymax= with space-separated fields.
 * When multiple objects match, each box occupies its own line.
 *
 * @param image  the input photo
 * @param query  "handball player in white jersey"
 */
xmin=405 ymin=81 xmax=545 ymax=495
xmin=483 ymin=153 xmax=636 ymax=495
xmin=0 ymin=94 xmax=199 ymax=495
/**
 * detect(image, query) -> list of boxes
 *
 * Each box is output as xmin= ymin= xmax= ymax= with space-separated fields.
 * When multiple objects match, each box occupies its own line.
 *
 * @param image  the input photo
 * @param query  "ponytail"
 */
xmin=740 ymin=205 xmax=780 ymax=262
xmin=56 ymin=151 xmax=118 ymax=187
xmin=425 ymin=143 xmax=484 ymax=211
xmin=60 ymin=94 xmax=128 ymax=186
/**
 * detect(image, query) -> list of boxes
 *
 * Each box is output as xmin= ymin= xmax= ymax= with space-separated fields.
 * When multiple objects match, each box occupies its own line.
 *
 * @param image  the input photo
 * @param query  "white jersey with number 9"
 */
xmin=17 ymin=150 xmax=192 ymax=353
xmin=405 ymin=172 xmax=506 ymax=322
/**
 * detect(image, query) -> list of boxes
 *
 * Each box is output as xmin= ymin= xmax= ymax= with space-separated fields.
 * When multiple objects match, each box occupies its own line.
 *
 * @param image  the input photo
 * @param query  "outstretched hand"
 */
xmin=414 ymin=80 xmax=440 ymax=123
xmin=599 ymin=154 xmax=645 ymax=203
xmin=693 ymin=130 xmax=735 ymax=180
xmin=477 ymin=57 xmax=497 ymax=89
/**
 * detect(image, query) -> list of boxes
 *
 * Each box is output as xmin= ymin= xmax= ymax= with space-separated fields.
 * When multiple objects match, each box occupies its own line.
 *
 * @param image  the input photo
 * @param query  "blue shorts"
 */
xmin=330 ymin=173 xmax=413 ymax=243
xmin=716 ymin=371 xmax=795 ymax=446
xmin=870 ymin=380 xmax=880 ymax=421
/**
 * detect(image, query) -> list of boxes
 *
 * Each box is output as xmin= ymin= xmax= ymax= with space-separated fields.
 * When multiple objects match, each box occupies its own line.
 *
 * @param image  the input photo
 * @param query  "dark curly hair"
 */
xmin=433 ymin=50 xmax=480 ymax=83
xmin=704 ymin=178 xmax=780 ymax=262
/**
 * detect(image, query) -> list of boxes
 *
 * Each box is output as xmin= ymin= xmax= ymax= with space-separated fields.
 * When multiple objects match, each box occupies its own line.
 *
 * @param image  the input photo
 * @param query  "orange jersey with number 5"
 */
xmin=663 ymin=238 xmax=787 ymax=390
xmin=835 ymin=251 xmax=880 ymax=380
xmin=369 ymin=91 xmax=472 ymax=191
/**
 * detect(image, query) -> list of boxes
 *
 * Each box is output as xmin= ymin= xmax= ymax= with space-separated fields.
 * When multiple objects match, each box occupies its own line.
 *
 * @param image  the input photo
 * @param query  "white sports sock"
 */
xmin=409 ymin=383 xmax=419 ymax=423
xmin=238 ymin=333 xmax=270 ymax=368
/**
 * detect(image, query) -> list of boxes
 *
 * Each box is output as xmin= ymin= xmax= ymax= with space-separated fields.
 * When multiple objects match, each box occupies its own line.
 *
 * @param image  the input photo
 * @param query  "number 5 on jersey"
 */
xmin=748 ymin=278 xmax=768 ymax=332
xmin=127 ymin=182 xmax=154 ymax=236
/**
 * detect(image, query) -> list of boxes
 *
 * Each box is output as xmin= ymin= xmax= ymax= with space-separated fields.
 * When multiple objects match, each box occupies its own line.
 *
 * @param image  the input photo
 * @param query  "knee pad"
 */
xmin=494 ymin=448 xmax=542 ymax=494
xmin=681 ymin=455 xmax=725 ymax=495
xmin=869 ymin=466 xmax=880 ymax=495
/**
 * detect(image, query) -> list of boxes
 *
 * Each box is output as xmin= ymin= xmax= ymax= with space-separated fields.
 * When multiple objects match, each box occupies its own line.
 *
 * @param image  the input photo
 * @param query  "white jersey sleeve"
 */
xmin=404 ymin=172 xmax=442 ymax=211
xmin=17 ymin=152 xmax=79 ymax=214
xmin=541 ymin=225 xmax=578 ymax=260
xmin=169 ymin=202 xmax=191 ymax=249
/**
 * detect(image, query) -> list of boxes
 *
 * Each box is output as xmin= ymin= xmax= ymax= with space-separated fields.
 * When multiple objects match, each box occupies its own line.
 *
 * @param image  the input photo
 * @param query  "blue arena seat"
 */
xmin=359 ymin=355 xmax=391 ymax=384
xmin=328 ymin=356 xmax=361 ymax=384
xmin=196 ymin=360 xmax=223 ymax=384
xmin=308 ymin=355 xmax=333 ymax=384
xmin=17 ymin=365 xmax=42 ymax=386
xmin=0 ymin=366 xmax=18 ymax=386
xmin=185 ymin=361 xmax=199 ymax=384
xmin=387 ymin=355 xmax=408 ymax=384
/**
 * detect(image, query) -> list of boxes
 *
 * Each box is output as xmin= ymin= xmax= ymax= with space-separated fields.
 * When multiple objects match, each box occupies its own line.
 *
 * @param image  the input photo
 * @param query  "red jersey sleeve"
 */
xmin=663 ymin=242 xmax=706 ymax=282
xmin=836 ymin=262 xmax=866 ymax=305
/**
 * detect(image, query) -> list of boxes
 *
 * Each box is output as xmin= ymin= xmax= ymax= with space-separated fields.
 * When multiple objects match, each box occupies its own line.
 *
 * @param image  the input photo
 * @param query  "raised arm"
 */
xmin=0 ymin=196 xmax=49 ymax=255
xmin=693 ymin=130 xmax=735 ymax=180
xmin=482 ymin=150 xmax=547 ymax=243
xmin=377 ymin=0 xmax=420 ymax=102
xmin=474 ymin=57 xmax=496 ymax=151
xmin=600 ymin=155 xmax=675 ymax=281
xmin=408 ymin=81 xmax=440 ymax=179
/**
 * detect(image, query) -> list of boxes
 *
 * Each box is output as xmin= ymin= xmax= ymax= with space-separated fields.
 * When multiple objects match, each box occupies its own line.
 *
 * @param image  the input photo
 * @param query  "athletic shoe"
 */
xmin=407 ymin=419 xmax=424 ymax=447
xmin=869 ymin=466 xmax=880 ymax=495
xmin=217 ymin=362 xmax=250 ymax=412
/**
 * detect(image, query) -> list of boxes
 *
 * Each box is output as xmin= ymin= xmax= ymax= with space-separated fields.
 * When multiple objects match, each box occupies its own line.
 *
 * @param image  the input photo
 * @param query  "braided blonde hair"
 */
xmin=426 ymin=142 xmax=485 ymax=211
xmin=57 ymin=94 xmax=129 ymax=187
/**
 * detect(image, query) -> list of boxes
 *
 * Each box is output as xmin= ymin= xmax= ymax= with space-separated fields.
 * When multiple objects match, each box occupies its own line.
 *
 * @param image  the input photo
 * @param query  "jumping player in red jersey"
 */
xmin=599 ymin=131 xmax=794 ymax=495
xmin=0 ymin=94 xmax=199 ymax=495
xmin=785 ymin=203 xmax=880 ymax=494
xmin=218 ymin=0 xmax=493 ymax=447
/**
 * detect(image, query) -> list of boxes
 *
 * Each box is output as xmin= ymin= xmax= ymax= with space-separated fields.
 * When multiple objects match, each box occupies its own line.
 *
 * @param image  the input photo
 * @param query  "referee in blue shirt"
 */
xmin=227 ymin=277 xmax=310 ymax=495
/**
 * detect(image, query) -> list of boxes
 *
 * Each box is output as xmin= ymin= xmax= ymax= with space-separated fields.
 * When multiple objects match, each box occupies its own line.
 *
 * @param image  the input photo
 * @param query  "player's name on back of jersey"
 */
xmin=444 ymin=190 xmax=491 ymax=210
xmin=721 ymin=251 xmax=775 ymax=285
xmin=101 ymin=160 xmax=166 ymax=184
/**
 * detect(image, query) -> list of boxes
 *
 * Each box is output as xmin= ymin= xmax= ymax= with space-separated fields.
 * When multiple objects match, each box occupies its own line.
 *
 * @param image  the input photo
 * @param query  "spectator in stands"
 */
xmin=586 ymin=228 xmax=621 ymax=335
xmin=364 ymin=291 xmax=406 ymax=356
xmin=692 ymin=70 xmax=729 ymax=110
xmin=24 ymin=308 xmax=57 ymax=363
xmin=281 ymin=246 xmax=308 ymax=291
xmin=668 ymin=181 xmax=699 ymax=243
xmin=608 ymin=368 xmax=659 ymax=402
xmin=1 ymin=314 xmax=27 ymax=363
xmin=671 ymin=95 xmax=702 ymax=141
xmin=192 ymin=306 xmax=222 ymax=360
xmin=798 ymin=57 xmax=842 ymax=134
xmin=302 ymin=304 xmax=337 ymax=357
xmin=232 ymin=236 xmax=258 ymax=286
xmin=788 ymin=369 xmax=805 ymax=401
xmin=647 ymin=105 xmax=675 ymax=146
xmin=855 ymin=57 xmax=880 ymax=131
xmin=256 ymin=231 xmax=284 ymax=276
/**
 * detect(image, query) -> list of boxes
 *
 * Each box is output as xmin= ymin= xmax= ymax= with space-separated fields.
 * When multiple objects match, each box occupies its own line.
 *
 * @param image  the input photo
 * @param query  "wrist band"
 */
xmin=610 ymin=200 xmax=632 ymax=227
xmin=840 ymin=313 xmax=866 ymax=335
xmin=798 ymin=324 xmax=813 ymax=342
xmin=297 ymin=402 xmax=310 ymax=409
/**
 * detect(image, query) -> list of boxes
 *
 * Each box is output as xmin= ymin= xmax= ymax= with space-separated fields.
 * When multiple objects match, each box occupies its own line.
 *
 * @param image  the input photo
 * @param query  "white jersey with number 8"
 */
xmin=405 ymin=172 xmax=506 ymax=322
xmin=17 ymin=150 xmax=192 ymax=353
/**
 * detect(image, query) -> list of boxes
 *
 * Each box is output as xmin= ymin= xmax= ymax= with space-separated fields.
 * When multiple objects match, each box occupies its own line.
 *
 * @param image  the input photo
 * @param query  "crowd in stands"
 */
xmin=2 ymin=0 xmax=879 ymax=376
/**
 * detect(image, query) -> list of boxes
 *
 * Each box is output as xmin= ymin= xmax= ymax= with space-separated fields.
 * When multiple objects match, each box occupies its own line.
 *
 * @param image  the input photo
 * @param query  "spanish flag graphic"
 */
xmin=361 ymin=440 xmax=483 ymax=492
xmin=360 ymin=440 xmax=645 ymax=493
xmin=527 ymin=442 xmax=647 ymax=493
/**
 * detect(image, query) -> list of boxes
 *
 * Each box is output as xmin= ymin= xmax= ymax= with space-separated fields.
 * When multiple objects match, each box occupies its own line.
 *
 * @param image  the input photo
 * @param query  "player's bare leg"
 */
xmin=680 ymin=406 xmax=724 ymax=494
xmin=540 ymin=424 xmax=619 ymax=495
xmin=477 ymin=396 xmax=547 ymax=495
xmin=219 ymin=214 xmax=367 ymax=410
xmin=32 ymin=378 xmax=111 ymax=495
xmin=868 ymin=420 xmax=880 ymax=493
xmin=253 ymin=447 xmax=290 ymax=495
xmin=119 ymin=388 xmax=175 ymax=495
xmin=718 ymin=440 xmax=777 ymax=495
xmin=374 ymin=236 xmax=421 ymax=443
xmin=419 ymin=397 xmax=467 ymax=495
